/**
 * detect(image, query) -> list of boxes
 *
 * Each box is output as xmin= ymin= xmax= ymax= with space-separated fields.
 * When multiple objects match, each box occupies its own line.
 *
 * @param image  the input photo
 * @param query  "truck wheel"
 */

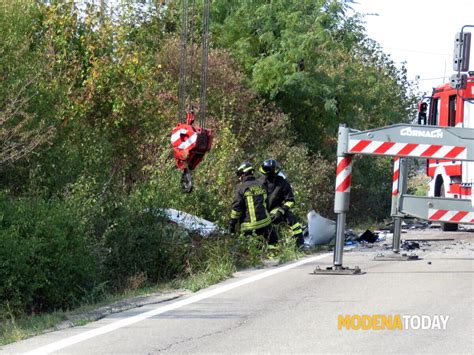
xmin=439 ymin=183 xmax=458 ymax=232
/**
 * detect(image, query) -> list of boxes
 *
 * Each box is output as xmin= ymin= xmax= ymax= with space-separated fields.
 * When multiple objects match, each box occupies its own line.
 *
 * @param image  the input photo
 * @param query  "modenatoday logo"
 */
xmin=338 ymin=314 xmax=449 ymax=330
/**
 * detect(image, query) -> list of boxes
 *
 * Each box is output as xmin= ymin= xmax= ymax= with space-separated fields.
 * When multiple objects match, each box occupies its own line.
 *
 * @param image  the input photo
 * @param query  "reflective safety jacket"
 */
xmin=230 ymin=175 xmax=271 ymax=232
xmin=259 ymin=175 xmax=295 ymax=216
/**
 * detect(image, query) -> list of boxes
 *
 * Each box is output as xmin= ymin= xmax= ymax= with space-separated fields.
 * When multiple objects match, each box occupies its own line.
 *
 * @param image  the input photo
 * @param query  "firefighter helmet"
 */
xmin=260 ymin=159 xmax=280 ymax=176
xmin=235 ymin=161 xmax=254 ymax=177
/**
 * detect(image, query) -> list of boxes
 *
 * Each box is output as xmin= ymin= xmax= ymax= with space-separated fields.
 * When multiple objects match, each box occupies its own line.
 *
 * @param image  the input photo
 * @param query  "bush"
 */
xmin=0 ymin=193 xmax=99 ymax=317
xmin=349 ymin=156 xmax=393 ymax=224
xmin=103 ymin=206 xmax=193 ymax=290
xmin=0 ymin=0 xmax=416 ymax=322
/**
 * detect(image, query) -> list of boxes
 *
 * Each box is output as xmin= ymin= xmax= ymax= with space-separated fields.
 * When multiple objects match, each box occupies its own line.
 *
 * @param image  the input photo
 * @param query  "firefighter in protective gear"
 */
xmin=229 ymin=162 xmax=277 ymax=244
xmin=259 ymin=159 xmax=304 ymax=247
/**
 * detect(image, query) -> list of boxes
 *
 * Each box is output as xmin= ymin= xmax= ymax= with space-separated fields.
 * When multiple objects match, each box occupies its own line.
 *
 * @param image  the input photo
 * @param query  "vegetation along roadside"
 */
xmin=0 ymin=0 xmax=419 ymax=345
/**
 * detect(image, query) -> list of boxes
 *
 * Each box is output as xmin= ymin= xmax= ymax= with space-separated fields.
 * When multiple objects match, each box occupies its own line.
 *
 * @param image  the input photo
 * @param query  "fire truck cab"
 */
xmin=423 ymin=73 xmax=474 ymax=230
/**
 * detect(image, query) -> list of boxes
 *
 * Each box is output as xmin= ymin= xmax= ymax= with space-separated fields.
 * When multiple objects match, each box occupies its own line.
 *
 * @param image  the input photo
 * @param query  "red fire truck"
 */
xmin=420 ymin=29 xmax=473 ymax=230
xmin=423 ymin=72 xmax=473 ymax=230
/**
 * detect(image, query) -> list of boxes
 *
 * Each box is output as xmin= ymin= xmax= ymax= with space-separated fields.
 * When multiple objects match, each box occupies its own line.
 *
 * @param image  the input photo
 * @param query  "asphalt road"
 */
xmin=2 ymin=229 xmax=473 ymax=354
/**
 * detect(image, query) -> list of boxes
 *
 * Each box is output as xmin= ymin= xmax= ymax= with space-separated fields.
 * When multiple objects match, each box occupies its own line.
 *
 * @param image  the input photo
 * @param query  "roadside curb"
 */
xmin=51 ymin=290 xmax=190 ymax=332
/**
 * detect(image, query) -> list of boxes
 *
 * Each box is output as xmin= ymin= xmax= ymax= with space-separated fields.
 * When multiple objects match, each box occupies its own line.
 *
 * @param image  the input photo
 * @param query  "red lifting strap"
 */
xmin=171 ymin=123 xmax=213 ymax=171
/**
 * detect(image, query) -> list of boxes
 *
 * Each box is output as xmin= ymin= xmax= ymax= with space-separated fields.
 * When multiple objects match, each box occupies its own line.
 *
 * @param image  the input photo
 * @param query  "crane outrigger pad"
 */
xmin=373 ymin=253 xmax=419 ymax=261
xmin=313 ymin=265 xmax=365 ymax=275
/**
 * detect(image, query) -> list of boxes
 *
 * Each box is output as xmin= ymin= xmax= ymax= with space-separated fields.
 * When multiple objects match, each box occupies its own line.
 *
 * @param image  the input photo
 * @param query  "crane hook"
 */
xmin=181 ymin=167 xmax=193 ymax=193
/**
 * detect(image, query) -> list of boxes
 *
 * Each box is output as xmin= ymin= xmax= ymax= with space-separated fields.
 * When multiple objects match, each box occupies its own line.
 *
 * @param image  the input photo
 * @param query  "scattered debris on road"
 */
xmin=305 ymin=210 xmax=336 ymax=246
xmin=357 ymin=229 xmax=378 ymax=243
xmin=401 ymin=241 xmax=420 ymax=250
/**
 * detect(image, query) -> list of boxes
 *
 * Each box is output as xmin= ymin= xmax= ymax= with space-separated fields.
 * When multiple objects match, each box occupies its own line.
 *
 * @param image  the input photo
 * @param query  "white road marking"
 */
xmin=26 ymin=253 xmax=331 ymax=354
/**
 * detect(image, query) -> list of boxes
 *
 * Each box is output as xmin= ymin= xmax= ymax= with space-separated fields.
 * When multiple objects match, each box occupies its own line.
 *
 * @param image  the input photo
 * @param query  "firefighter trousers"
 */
xmin=244 ymin=225 xmax=278 ymax=245
xmin=275 ymin=210 xmax=304 ymax=247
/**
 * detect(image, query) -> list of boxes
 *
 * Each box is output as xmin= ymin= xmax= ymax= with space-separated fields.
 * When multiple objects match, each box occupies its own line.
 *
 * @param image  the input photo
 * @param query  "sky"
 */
xmin=352 ymin=0 xmax=474 ymax=96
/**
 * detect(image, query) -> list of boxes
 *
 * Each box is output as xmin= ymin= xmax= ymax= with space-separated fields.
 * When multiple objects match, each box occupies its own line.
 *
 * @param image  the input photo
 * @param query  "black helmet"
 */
xmin=235 ymin=161 xmax=254 ymax=177
xmin=260 ymin=158 xmax=280 ymax=176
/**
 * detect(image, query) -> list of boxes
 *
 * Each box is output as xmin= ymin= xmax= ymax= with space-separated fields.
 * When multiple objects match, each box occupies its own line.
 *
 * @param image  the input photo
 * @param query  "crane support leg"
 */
xmin=315 ymin=123 xmax=473 ymax=268
xmin=375 ymin=157 xmax=419 ymax=261
xmin=314 ymin=125 xmax=364 ymax=275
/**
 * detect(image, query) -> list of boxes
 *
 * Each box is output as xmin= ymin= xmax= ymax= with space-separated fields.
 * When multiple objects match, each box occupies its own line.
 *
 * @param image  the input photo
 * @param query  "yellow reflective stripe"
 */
xmin=264 ymin=193 xmax=270 ymax=219
xmin=246 ymin=195 xmax=256 ymax=223
xmin=290 ymin=223 xmax=303 ymax=235
xmin=240 ymin=216 xmax=271 ymax=231
xmin=230 ymin=210 xmax=241 ymax=219
xmin=284 ymin=201 xmax=294 ymax=209
xmin=270 ymin=207 xmax=285 ymax=215
xmin=291 ymin=223 xmax=302 ymax=230
xmin=237 ymin=163 xmax=248 ymax=171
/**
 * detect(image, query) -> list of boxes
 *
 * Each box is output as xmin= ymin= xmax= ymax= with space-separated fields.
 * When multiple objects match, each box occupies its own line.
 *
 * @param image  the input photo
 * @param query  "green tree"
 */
xmin=0 ymin=1 xmax=58 ymax=165
xmin=0 ymin=0 xmax=424 ymax=319
xmin=211 ymin=0 xmax=418 ymax=154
